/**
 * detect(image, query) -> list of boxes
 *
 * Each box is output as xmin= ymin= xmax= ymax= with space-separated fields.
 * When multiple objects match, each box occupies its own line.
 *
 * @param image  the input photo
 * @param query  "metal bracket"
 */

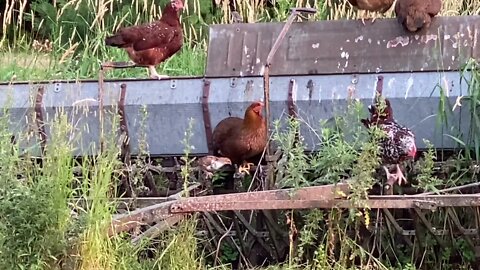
xmin=202 ymin=80 xmax=214 ymax=154
xmin=376 ymin=75 xmax=384 ymax=96
xmin=35 ymin=86 xmax=47 ymax=155
xmin=287 ymin=79 xmax=297 ymax=118
xmin=307 ymin=79 xmax=314 ymax=104
xmin=170 ymin=79 xmax=177 ymax=89
xmin=54 ymin=83 xmax=62 ymax=93
xmin=230 ymin=78 xmax=237 ymax=88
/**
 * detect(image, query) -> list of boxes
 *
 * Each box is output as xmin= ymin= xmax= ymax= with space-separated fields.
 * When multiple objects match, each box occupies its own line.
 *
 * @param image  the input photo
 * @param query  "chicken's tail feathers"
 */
xmin=105 ymin=34 xmax=126 ymax=48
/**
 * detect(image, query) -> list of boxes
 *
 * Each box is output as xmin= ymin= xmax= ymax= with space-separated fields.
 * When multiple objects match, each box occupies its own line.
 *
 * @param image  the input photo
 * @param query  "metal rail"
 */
xmin=109 ymin=182 xmax=480 ymax=236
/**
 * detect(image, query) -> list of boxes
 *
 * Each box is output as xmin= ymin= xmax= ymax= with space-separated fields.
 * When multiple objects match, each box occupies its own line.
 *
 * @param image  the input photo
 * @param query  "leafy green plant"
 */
xmin=0 ymin=111 xmax=75 ymax=269
xmin=414 ymin=139 xmax=442 ymax=192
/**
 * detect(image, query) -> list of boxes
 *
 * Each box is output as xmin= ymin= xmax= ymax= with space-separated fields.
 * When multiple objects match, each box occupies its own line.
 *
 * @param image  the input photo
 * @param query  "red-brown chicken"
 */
xmin=348 ymin=0 xmax=395 ymax=24
xmin=212 ymin=101 xmax=267 ymax=175
xmin=361 ymin=95 xmax=417 ymax=187
xmin=395 ymin=0 xmax=442 ymax=32
xmin=105 ymin=0 xmax=184 ymax=79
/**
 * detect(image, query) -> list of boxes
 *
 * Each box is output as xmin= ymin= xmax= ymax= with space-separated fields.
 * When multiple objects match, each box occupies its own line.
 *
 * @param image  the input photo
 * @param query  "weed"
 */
xmin=414 ymin=139 xmax=442 ymax=192
xmin=0 ymin=110 xmax=75 ymax=269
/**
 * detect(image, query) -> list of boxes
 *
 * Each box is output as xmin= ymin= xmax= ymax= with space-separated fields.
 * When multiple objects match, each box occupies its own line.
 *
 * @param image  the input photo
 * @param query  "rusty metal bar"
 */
xmin=383 ymin=209 xmax=414 ymax=247
xmin=265 ymin=8 xmax=317 ymax=66
xmin=101 ymin=61 xmax=138 ymax=69
xmin=118 ymin=83 xmax=133 ymax=197
xmin=202 ymin=80 xmax=214 ymax=154
xmin=98 ymin=66 xmax=106 ymax=153
xmin=34 ymin=86 xmax=47 ymax=155
xmin=109 ymin=183 xmax=348 ymax=235
xmin=109 ymin=184 xmax=202 ymax=235
xmin=263 ymin=7 xmax=317 ymax=189
xmin=131 ymin=214 xmax=185 ymax=245
xmin=109 ymin=201 xmax=175 ymax=236
xmin=414 ymin=182 xmax=480 ymax=196
xmin=169 ymin=194 xmax=480 ymax=213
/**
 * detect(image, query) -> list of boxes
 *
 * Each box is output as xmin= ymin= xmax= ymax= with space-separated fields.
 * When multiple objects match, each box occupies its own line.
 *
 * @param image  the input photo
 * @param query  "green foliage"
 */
xmin=273 ymin=117 xmax=310 ymax=189
xmin=414 ymin=139 xmax=442 ymax=192
xmin=0 ymin=111 xmax=74 ymax=269
xmin=461 ymin=60 xmax=480 ymax=161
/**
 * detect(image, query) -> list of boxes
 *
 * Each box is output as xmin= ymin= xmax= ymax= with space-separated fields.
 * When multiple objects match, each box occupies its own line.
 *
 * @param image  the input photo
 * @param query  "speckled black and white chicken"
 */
xmin=361 ymin=96 xmax=417 ymax=187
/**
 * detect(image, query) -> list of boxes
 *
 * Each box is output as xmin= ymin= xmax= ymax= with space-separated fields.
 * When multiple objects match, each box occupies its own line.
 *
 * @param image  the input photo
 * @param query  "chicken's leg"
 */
xmin=238 ymin=162 xmax=255 ymax=175
xmin=383 ymin=166 xmax=397 ymax=186
xmin=383 ymin=164 xmax=408 ymax=187
xmin=393 ymin=164 xmax=408 ymax=185
xmin=360 ymin=10 xmax=378 ymax=25
xmin=148 ymin=66 xmax=169 ymax=80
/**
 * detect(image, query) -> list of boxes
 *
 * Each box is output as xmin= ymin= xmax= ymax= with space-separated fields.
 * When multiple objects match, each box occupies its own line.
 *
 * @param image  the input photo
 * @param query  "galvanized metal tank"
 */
xmin=0 ymin=16 xmax=478 ymax=156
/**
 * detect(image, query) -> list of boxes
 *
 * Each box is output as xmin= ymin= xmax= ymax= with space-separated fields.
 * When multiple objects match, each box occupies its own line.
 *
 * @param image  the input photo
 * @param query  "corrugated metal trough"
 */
xmin=0 ymin=15 xmax=478 ymax=157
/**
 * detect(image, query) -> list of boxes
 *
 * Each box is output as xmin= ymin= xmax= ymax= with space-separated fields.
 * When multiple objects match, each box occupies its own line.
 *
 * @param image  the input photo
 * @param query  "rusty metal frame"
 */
xmin=34 ymin=86 xmax=47 ymax=154
xmin=263 ymin=7 xmax=317 ymax=189
xmin=118 ymin=83 xmax=133 ymax=196
xmin=98 ymin=66 xmax=106 ymax=152
xmin=109 ymin=183 xmax=350 ymax=235
xmin=202 ymin=79 xmax=214 ymax=154
xmin=109 ymin=181 xmax=480 ymax=241
xmin=169 ymin=194 xmax=480 ymax=213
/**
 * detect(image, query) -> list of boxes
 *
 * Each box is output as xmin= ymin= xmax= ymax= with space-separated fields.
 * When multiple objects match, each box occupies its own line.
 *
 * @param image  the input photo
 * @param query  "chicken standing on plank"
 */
xmin=347 ymin=0 xmax=395 ymax=24
xmin=212 ymin=102 xmax=267 ymax=176
xmin=395 ymin=0 xmax=442 ymax=32
xmin=361 ymin=97 xmax=417 ymax=188
xmin=105 ymin=0 xmax=184 ymax=79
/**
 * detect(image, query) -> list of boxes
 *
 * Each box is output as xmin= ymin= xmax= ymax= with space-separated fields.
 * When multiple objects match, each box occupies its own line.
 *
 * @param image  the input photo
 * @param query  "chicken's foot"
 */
xmin=383 ymin=164 xmax=408 ymax=188
xmin=394 ymin=164 xmax=408 ymax=185
xmin=203 ymin=171 xmax=214 ymax=179
xmin=383 ymin=166 xmax=396 ymax=187
xmin=238 ymin=162 xmax=255 ymax=175
xmin=148 ymin=66 xmax=169 ymax=80
xmin=360 ymin=10 xmax=377 ymax=25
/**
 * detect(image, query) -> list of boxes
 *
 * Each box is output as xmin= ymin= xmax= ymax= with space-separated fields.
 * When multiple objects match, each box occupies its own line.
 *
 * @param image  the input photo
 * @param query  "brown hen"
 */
xmin=395 ymin=0 xmax=442 ymax=32
xmin=212 ymin=102 xmax=267 ymax=175
xmin=347 ymin=0 xmax=395 ymax=24
xmin=105 ymin=0 xmax=184 ymax=79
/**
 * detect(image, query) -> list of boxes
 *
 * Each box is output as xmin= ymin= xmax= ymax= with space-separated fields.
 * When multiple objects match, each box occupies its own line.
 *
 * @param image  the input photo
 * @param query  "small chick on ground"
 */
xmin=196 ymin=156 xmax=232 ymax=194
xmin=196 ymin=156 xmax=232 ymax=179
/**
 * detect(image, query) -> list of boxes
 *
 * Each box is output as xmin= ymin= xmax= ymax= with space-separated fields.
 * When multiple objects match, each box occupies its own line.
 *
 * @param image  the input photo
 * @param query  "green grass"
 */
xmin=0 ymin=45 xmax=206 ymax=82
